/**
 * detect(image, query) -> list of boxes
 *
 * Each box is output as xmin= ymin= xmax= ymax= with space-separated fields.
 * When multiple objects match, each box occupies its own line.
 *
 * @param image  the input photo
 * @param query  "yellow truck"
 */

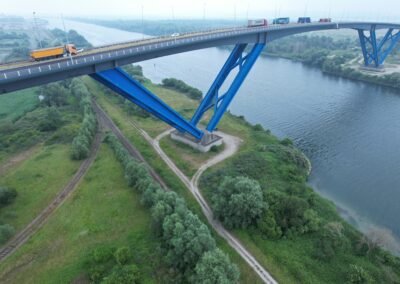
xmin=30 ymin=44 xmax=78 ymax=61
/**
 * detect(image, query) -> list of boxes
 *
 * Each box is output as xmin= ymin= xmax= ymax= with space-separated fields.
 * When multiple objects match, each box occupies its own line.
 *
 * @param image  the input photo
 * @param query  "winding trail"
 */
xmin=131 ymin=123 xmax=277 ymax=284
xmin=0 ymin=115 xmax=103 ymax=263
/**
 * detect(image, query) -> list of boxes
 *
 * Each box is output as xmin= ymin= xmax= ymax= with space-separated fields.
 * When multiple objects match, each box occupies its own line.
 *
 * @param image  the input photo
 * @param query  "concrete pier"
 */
xmin=170 ymin=130 xmax=223 ymax=152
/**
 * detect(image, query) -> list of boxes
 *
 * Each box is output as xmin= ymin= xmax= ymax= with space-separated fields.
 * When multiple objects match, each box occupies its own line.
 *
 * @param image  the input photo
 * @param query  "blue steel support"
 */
xmin=357 ymin=25 xmax=400 ymax=67
xmin=91 ymin=68 xmax=204 ymax=139
xmin=190 ymin=43 xmax=265 ymax=132
xmin=190 ymin=44 xmax=247 ymax=126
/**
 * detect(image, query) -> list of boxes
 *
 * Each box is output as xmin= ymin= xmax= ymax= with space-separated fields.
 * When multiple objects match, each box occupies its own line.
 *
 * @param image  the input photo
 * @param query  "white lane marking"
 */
xmin=17 ymin=71 xmax=20 ymax=76
xmin=48 ymin=65 xmax=51 ymax=70
xmin=38 ymin=66 xmax=42 ymax=72
xmin=3 ymin=73 xmax=7 ymax=79
xmin=28 ymin=69 xmax=31 ymax=74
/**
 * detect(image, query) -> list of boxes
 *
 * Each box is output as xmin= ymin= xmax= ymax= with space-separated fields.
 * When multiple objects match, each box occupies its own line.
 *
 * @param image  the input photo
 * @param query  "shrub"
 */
xmin=114 ymin=247 xmax=131 ymax=265
xmin=0 ymin=187 xmax=17 ymax=208
xmin=0 ymin=224 xmax=15 ymax=244
xmin=105 ymin=133 xmax=239 ymax=281
xmin=70 ymin=80 xmax=97 ymax=160
xmin=347 ymin=264 xmax=371 ymax=283
xmin=191 ymin=249 xmax=240 ymax=284
xmin=211 ymin=176 xmax=266 ymax=229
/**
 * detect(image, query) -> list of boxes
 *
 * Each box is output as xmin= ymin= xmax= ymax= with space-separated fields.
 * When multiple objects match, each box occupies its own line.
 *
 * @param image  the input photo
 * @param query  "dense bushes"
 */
xmin=70 ymin=79 xmax=97 ymax=160
xmin=212 ymin=176 xmax=266 ymax=229
xmin=105 ymin=133 xmax=239 ymax=282
xmin=0 ymin=186 xmax=17 ymax=208
xmin=85 ymin=245 xmax=141 ymax=283
xmin=0 ymin=186 xmax=17 ymax=244
xmin=162 ymin=78 xmax=203 ymax=100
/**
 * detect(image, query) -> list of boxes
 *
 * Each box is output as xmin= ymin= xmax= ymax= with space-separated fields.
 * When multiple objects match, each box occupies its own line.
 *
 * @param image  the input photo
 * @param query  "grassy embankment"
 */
xmin=84 ymin=76 xmax=264 ymax=283
xmin=0 ymin=145 xmax=165 ymax=283
xmin=85 ymin=71 xmax=400 ymax=283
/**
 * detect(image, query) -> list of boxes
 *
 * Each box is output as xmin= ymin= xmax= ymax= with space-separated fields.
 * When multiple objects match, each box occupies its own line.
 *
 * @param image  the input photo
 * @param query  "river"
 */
xmin=47 ymin=19 xmax=400 ymax=252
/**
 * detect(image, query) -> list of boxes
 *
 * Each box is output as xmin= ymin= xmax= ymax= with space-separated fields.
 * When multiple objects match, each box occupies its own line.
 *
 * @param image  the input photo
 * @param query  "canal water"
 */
xmin=47 ymin=19 xmax=400 ymax=252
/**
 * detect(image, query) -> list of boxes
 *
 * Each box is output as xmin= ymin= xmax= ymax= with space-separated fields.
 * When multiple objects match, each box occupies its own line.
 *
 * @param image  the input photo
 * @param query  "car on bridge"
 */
xmin=273 ymin=17 xmax=290 ymax=25
xmin=248 ymin=19 xmax=268 ymax=27
xmin=298 ymin=17 xmax=311 ymax=24
xmin=319 ymin=18 xmax=332 ymax=23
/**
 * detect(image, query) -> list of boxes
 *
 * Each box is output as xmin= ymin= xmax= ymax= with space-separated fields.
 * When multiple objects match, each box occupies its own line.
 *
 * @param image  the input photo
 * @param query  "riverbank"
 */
xmin=89 ymin=62 xmax=400 ymax=282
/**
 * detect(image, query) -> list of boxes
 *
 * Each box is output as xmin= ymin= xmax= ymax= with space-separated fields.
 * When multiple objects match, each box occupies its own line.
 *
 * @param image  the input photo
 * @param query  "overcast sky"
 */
xmin=2 ymin=0 xmax=400 ymax=21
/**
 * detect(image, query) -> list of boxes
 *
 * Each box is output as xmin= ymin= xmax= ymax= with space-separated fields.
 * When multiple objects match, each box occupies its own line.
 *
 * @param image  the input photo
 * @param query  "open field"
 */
xmin=0 ymin=144 xmax=80 ymax=232
xmin=0 ymin=88 xmax=38 ymax=122
xmin=0 ymin=145 xmax=165 ymax=283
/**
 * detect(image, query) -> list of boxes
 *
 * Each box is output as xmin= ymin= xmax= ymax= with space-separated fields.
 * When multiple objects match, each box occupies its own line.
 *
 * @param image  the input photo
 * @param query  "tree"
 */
xmin=39 ymin=107 xmax=63 ymax=131
xmin=40 ymin=83 xmax=68 ymax=107
xmin=124 ymin=161 xmax=148 ymax=189
xmin=0 ymin=187 xmax=17 ymax=208
xmin=314 ymin=222 xmax=349 ymax=260
xmin=191 ymin=248 xmax=240 ymax=284
xmin=358 ymin=227 xmax=396 ymax=255
xmin=150 ymin=191 xmax=186 ymax=235
xmin=212 ymin=176 xmax=266 ymax=229
xmin=71 ymin=135 xmax=89 ymax=160
xmin=257 ymin=210 xmax=282 ymax=239
xmin=270 ymin=194 xmax=309 ymax=235
xmin=162 ymin=210 xmax=216 ymax=272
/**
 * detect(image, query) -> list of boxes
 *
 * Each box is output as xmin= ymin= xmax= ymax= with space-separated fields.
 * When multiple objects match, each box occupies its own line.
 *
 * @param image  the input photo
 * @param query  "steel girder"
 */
xmin=191 ymin=43 xmax=265 ymax=132
xmin=91 ymin=68 xmax=204 ymax=139
xmin=358 ymin=25 xmax=400 ymax=67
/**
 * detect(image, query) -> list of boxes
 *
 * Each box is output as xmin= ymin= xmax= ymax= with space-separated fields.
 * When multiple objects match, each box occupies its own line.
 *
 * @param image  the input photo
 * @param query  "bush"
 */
xmin=105 ymin=133 xmax=239 ymax=281
xmin=347 ymin=264 xmax=371 ymax=283
xmin=211 ymin=176 xmax=266 ymax=229
xmin=0 ymin=224 xmax=15 ymax=244
xmin=0 ymin=187 xmax=17 ymax=208
xmin=114 ymin=247 xmax=131 ymax=265
xmin=191 ymin=249 xmax=240 ymax=284
xmin=102 ymin=264 xmax=141 ymax=284
xmin=38 ymin=107 xmax=63 ymax=131
xmin=70 ymin=80 xmax=97 ymax=160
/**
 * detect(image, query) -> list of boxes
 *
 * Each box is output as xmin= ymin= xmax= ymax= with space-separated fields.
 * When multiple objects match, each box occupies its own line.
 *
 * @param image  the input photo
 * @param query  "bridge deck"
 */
xmin=0 ymin=21 xmax=399 ymax=93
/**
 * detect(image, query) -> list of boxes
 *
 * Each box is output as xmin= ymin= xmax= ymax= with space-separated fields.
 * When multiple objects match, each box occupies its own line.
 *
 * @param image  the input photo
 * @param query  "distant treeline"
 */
xmin=266 ymin=34 xmax=400 ymax=89
xmin=71 ymin=18 xmax=244 ymax=36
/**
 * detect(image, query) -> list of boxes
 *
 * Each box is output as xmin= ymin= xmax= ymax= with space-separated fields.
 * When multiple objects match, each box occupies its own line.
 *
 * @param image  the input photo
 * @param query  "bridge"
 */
xmin=0 ymin=21 xmax=399 ymax=140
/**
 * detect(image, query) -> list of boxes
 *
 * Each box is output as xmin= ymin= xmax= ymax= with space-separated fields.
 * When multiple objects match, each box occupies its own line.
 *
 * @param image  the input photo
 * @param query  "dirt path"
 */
xmin=0 ymin=146 xmax=41 ymax=177
xmin=88 ymin=100 xmax=277 ymax=283
xmin=92 ymin=101 xmax=168 ymax=189
xmin=131 ymin=125 xmax=277 ymax=284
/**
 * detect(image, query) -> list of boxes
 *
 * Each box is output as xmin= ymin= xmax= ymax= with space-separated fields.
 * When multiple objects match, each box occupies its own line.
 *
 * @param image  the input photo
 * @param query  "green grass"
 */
xmin=0 ymin=144 xmax=164 ymax=283
xmin=0 ymin=88 xmax=38 ymax=122
xmin=84 ymin=77 xmax=264 ymax=283
xmin=159 ymin=136 xmax=223 ymax=178
xmin=0 ymin=144 xmax=81 ymax=232
xmin=84 ymin=75 xmax=400 ymax=283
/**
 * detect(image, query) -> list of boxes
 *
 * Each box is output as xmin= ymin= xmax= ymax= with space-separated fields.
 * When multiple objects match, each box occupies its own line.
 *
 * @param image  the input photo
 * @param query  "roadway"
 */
xmin=1 ymin=21 xmax=399 ymax=93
